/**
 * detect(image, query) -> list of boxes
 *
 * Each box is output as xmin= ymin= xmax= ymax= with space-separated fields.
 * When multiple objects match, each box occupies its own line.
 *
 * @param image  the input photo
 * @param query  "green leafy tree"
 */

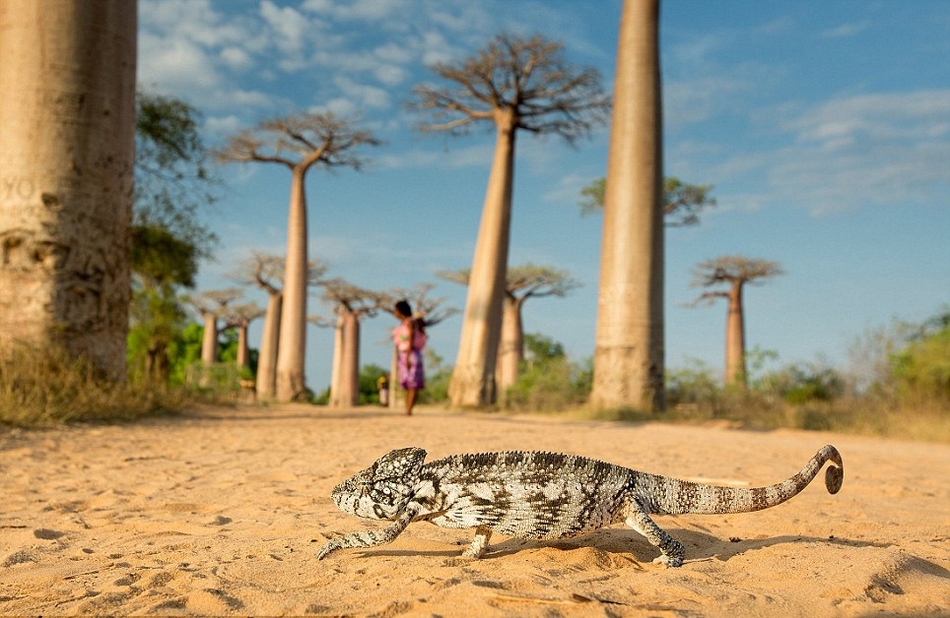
xmin=891 ymin=310 xmax=950 ymax=403
xmin=128 ymin=91 xmax=218 ymax=382
xmin=579 ymin=176 xmax=716 ymax=226
xmin=505 ymin=333 xmax=590 ymax=411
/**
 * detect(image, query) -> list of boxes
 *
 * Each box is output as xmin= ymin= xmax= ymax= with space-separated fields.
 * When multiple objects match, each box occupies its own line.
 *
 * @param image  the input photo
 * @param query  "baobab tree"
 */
xmin=222 ymin=302 xmax=264 ymax=371
xmin=410 ymin=32 xmax=610 ymax=407
xmin=215 ymin=113 xmax=380 ymax=401
xmin=0 ymin=0 xmax=137 ymax=379
xmin=187 ymin=289 xmax=242 ymax=366
xmin=320 ymin=278 xmax=381 ymax=408
xmin=578 ymin=176 xmax=716 ymax=226
xmin=439 ymin=264 xmax=580 ymax=394
xmin=690 ymin=256 xmax=785 ymax=388
xmin=229 ymin=252 xmax=327 ymax=399
xmin=591 ymin=0 xmax=665 ymax=412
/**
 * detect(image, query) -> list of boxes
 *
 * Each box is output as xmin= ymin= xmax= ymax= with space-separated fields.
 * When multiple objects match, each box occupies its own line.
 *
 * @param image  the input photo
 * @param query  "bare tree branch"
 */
xmin=213 ymin=112 xmax=382 ymax=173
xmin=408 ymin=32 xmax=610 ymax=144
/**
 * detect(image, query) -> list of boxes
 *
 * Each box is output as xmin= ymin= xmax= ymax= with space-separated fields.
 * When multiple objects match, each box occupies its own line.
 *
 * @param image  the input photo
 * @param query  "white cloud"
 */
xmin=378 ymin=143 xmax=494 ymax=170
xmin=721 ymin=90 xmax=950 ymax=215
xmin=789 ymin=90 xmax=950 ymax=146
xmin=204 ymin=114 xmax=242 ymax=137
xmin=302 ymin=0 xmax=409 ymax=21
xmin=220 ymin=47 xmax=254 ymax=71
xmin=333 ymin=76 xmax=392 ymax=110
xmin=821 ymin=21 xmax=870 ymax=39
xmin=259 ymin=1 xmax=310 ymax=54
xmin=139 ymin=33 xmax=221 ymax=91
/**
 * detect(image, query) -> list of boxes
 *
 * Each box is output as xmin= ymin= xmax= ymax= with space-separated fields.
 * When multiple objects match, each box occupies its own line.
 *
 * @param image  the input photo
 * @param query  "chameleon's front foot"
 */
xmin=317 ymin=538 xmax=343 ymax=560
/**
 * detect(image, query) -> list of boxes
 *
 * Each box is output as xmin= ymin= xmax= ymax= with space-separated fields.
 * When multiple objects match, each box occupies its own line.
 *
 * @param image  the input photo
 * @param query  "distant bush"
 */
xmin=502 ymin=333 xmax=591 ymax=412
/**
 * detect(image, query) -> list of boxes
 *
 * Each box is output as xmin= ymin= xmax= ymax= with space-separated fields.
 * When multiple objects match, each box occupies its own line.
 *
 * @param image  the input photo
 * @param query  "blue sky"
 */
xmin=138 ymin=0 xmax=950 ymax=391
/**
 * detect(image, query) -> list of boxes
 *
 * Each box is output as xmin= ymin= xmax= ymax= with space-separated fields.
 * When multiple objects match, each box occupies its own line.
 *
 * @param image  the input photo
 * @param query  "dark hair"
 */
xmin=395 ymin=300 xmax=412 ymax=317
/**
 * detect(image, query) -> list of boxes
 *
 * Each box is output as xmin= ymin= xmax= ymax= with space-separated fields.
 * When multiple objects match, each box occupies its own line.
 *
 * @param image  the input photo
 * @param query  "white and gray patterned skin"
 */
xmin=317 ymin=445 xmax=844 ymax=567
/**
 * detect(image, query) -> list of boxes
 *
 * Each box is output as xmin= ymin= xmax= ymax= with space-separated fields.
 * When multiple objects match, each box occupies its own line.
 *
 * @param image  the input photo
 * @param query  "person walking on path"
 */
xmin=392 ymin=300 xmax=426 ymax=415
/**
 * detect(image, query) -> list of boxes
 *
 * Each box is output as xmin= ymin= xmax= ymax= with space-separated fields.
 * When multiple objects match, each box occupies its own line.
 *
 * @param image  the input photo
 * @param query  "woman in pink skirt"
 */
xmin=392 ymin=300 xmax=426 ymax=415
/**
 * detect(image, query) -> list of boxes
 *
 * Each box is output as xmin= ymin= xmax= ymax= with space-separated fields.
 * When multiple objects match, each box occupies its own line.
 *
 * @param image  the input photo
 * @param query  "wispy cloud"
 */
xmin=714 ymin=90 xmax=950 ymax=215
xmin=821 ymin=21 xmax=870 ymax=38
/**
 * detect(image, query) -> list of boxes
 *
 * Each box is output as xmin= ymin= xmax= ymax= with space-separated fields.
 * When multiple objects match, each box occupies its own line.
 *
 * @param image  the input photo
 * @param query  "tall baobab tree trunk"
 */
xmin=449 ymin=117 xmax=516 ymax=407
xmin=725 ymin=284 xmax=746 ymax=387
xmin=0 ymin=0 xmax=136 ymax=379
xmin=330 ymin=311 xmax=360 ymax=408
xmin=329 ymin=313 xmax=344 ymax=405
xmin=200 ymin=313 xmax=218 ymax=365
xmin=256 ymin=291 xmax=281 ymax=398
xmin=495 ymin=295 xmax=525 ymax=396
xmin=591 ymin=0 xmax=665 ymax=412
xmin=235 ymin=325 xmax=250 ymax=369
xmin=276 ymin=170 xmax=309 ymax=401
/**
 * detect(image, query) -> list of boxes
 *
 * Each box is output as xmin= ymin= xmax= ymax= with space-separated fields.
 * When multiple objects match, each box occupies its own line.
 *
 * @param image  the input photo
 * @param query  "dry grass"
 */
xmin=0 ymin=347 xmax=193 ymax=427
xmin=565 ymin=394 xmax=950 ymax=444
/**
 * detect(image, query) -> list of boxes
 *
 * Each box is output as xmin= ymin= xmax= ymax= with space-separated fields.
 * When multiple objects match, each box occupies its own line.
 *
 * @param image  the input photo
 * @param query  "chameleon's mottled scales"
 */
xmin=318 ymin=446 xmax=844 ymax=566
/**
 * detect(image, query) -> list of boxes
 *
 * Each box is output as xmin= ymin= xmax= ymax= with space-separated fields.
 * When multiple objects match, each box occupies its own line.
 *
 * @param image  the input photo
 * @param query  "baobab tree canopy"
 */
xmin=215 ymin=113 xmax=381 ymax=171
xmin=691 ymin=256 xmax=786 ymax=296
xmin=411 ymin=32 xmax=611 ymax=142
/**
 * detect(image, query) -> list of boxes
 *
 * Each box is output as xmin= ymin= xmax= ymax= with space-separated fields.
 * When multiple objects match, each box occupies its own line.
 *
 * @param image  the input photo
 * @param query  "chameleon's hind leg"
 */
xmin=624 ymin=501 xmax=685 ymax=567
xmin=462 ymin=526 xmax=492 ymax=558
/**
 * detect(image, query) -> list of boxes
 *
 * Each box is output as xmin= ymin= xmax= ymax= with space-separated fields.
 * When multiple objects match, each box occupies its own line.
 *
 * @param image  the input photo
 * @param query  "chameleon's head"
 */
xmin=330 ymin=447 xmax=427 ymax=520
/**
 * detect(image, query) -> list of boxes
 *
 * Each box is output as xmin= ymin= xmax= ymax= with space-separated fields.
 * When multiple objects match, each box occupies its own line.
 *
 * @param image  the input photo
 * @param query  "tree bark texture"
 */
xmin=591 ymin=0 xmax=665 ymax=412
xmin=328 ymin=314 xmax=343 ymax=406
xmin=330 ymin=311 xmax=360 ymax=408
xmin=200 ymin=314 xmax=218 ymax=364
xmin=236 ymin=324 xmax=249 ymax=369
xmin=275 ymin=170 xmax=309 ymax=401
xmin=255 ymin=291 xmax=281 ymax=399
xmin=495 ymin=295 xmax=525 ymax=397
xmin=725 ymin=284 xmax=746 ymax=387
xmin=448 ymin=119 xmax=516 ymax=407
xmin=0 ymin=0 xmax=137 ymax=378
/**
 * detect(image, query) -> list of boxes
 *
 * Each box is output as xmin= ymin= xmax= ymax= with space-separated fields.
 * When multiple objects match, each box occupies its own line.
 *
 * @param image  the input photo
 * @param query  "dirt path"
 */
xmin=1 ymin=405 xmax=948 ymax=616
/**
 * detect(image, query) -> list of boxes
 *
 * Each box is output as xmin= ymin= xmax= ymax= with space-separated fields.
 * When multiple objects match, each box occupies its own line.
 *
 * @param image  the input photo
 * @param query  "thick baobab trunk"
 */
xmin=330 ymin=311 xmax=360 ymax=408
xmin=724 ymin=284 xmax=746 ymax=387
xmin=591 ymin=0 xmax=665 ymax=412
xmin=495 ymin=295 xmax=525 ymax=397
xmin=449 ymin=117 xmax=517 ymax=407
xmin=235 ymin=324 xmax=250 ymax=369
xmin=255 ymin=291 xmax=281 ymax=398
xmin=328 ymin=313 xmax=344 ymax=405
xmin=200 ymin=314 xmax=218 ymax=364
xmin=276 ymin=170 xmax=309 ymax=401
xmin=0 ymin=0 xmax=137 ymax=379
xmin=388 ymin=346 xmax=402 ymax=410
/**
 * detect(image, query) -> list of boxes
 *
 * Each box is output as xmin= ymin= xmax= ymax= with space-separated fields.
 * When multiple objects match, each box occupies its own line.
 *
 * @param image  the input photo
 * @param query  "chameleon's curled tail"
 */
xmin=652 ymin=445 xmax=844 ymax=515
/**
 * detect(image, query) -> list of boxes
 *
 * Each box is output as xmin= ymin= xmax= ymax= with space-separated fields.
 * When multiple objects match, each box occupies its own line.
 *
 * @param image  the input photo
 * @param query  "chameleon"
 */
xmin=317 ymin=445 xmax=843 ymax=566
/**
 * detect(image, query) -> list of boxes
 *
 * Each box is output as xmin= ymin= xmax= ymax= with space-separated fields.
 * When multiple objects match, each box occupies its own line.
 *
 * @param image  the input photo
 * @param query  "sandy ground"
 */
xmin=1 ymin=404 xmax=949 ymax=617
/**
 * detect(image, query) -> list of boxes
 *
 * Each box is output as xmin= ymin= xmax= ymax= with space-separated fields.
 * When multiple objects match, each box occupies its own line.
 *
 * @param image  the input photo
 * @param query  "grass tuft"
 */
xmin=0 ymin=346 xmax=198 ymax=427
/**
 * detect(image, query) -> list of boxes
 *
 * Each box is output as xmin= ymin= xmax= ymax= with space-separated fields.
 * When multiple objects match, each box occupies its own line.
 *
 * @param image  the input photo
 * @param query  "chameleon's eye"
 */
xmin=383 ymin=487 xmax=391 ymax=495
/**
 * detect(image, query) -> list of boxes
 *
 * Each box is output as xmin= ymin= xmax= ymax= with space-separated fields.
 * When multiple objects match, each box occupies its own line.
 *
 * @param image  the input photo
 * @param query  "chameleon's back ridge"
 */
xmin=318 ymin=445 xmax=844 ymax=567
